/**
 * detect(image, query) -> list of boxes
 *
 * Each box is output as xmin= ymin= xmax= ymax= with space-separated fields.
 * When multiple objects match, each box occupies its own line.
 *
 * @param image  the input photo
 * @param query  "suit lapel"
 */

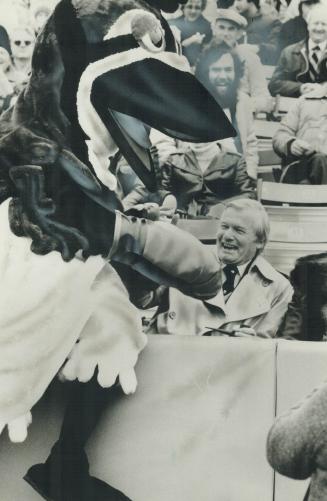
xmin=223 ymin=272 xmax=271 ymax=323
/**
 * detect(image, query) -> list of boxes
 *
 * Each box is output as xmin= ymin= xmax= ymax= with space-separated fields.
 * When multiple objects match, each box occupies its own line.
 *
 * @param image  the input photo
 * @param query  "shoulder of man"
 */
xmin=252 ymin=255 xmax=291 ymax=290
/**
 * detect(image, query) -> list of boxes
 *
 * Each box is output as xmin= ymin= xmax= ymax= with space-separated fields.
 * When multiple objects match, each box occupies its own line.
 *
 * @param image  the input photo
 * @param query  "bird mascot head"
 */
xmin=0 ymin=0 xmax=235 ymax=259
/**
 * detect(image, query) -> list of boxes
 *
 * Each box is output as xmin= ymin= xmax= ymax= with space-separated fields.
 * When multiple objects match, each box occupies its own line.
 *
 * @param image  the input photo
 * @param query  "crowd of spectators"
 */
xmin=0 ymin=1 xmax=57 ymax=114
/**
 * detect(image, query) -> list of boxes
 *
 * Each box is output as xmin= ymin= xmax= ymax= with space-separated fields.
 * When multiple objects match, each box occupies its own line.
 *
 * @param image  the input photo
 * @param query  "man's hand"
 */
xmin=234 ymin=326 xmax=257 ymax=337
xmin=240 ymin=43 xmax=259 ymax=54
xmin=300 ymin=83 xmax=323 ymax=95
xmin=182 ymin=32 xmax=205 ymax=47
xmin=234 ymin=327 xmax=271 ymax=339
xmin=290 ymin=139 xmax=315 ymax=157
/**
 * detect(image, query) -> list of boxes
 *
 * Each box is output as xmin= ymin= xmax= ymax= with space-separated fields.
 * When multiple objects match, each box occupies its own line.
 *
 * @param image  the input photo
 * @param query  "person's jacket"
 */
xmin=267 ymin=379 xmax=327 ymax=501
xmin=143 ymin=255 xmax=293 ymax=338
xmin=160 ymin=145 xmax=255 ymax=215
xmin=273 ymin=95 xmax=327 ymax=160
xmin=278 ymin=252 xmax=327 ymax=341
xmin=245 ymin=10 xmax=282 ymax=65
xmin=269 ymin=39 xmax=327 ymax=97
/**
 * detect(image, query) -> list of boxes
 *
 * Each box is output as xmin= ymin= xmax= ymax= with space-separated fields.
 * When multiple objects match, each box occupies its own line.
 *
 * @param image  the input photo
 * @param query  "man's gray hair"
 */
xmin=223 ymin=198 xmax=270 ymax=250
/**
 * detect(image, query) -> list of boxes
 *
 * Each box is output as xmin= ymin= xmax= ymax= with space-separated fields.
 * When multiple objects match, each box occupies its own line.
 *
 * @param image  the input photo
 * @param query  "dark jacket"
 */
xmin=245 ymin=10 xmax=282 ymax=65
xmin=278 ymin=16 xmax=307 ymax=55
xmin=278 ymin=252 xmax=327 ymax=341
xmin=160 ymin=146 xmax=256 ymax=216
xmin=169 ymin=14 xmax=212 ymax=66
xmin=269 ymin=39 xmax=327 ymax=97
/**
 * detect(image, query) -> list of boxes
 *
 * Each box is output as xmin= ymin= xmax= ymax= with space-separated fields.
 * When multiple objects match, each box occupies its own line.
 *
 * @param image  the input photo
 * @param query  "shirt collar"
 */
xmin=308 ymin=39 xmax=327 ymax=52
xmin=236 ymin=261 xmax=249 ymax=277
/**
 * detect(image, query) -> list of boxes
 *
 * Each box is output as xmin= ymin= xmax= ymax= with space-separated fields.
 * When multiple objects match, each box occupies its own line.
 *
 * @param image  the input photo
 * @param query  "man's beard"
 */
xmin=211 ymin=80 xmax=238 ymax=109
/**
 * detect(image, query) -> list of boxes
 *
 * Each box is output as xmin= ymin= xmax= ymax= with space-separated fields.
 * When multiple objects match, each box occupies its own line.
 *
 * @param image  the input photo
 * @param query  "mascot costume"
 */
xmin=0 ymin=0 xmax=236 ymax=499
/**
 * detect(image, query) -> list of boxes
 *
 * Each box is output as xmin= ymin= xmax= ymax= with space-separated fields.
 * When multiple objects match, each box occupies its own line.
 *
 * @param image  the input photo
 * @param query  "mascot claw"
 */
xmin=1 ymin=412 xmax=33 ymax=443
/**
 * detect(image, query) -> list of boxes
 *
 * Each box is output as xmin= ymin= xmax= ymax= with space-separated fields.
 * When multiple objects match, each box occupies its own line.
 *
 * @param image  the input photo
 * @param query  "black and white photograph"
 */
xmin=0 ymin=0 xmax=327 ymax=499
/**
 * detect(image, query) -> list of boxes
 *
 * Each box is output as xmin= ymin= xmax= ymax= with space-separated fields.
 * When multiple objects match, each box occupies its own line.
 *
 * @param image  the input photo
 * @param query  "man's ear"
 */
xmin=256 ymin=239 xmax=265 ymax=253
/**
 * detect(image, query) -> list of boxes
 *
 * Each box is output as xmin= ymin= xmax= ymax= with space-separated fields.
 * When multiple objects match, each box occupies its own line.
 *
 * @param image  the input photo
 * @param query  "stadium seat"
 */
xmin=258 ymin=180 xmax=327 ymax=273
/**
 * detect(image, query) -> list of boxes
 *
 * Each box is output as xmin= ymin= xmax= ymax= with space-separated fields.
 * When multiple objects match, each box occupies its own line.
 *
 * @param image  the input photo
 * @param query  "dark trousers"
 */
xmin=282 ymin=153 xmax=327 ymax=184
xmin=54 ymin=375 xmax=121 ymax=460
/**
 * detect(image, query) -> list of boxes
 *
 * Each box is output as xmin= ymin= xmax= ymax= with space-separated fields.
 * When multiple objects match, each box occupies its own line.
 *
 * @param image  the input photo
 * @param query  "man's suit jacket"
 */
xmin=147 ymin=255 xmax=293 ymax=338
xmin=269 ymin=39 xmax=327 ymax=97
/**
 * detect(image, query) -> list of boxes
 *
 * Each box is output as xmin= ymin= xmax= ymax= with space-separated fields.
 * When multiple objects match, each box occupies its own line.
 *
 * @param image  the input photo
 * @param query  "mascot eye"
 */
xmin=131 ymin=12 xmax=165 ymax=53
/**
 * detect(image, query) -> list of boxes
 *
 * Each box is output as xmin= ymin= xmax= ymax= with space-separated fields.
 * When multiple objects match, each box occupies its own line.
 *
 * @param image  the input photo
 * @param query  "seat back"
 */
xmin=258 ymin=180 xmax=327 ymax=205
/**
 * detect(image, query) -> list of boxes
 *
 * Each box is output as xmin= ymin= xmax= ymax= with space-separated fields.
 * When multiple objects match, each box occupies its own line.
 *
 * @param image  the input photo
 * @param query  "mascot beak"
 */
xmin=75 ymin=10 xmax=236 ymax=191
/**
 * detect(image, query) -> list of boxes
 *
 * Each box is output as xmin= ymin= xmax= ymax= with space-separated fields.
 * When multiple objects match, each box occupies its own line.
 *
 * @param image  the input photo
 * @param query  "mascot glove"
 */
xmin=59 ymin=268 xmax=147 ymax=395
xmin=60 ymin=336 xmax=139 ymax=395
xmin=0 ymin=411 xmax=32 ymax=443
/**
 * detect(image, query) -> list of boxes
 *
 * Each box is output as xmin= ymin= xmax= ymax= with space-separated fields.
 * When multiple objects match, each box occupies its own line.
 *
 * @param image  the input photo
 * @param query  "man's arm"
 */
xmin=268 ymin=49 xmax=303 ymax=97
xmin=272 ymin=98 xmax=302 ymax=158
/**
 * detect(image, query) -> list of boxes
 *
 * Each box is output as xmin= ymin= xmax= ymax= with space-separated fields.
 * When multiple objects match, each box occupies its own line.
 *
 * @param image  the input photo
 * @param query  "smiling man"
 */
xmin=269 ymin=4 xmax=327 ymax=97
xmin=143 ymin=199 xmax=293 ymax=338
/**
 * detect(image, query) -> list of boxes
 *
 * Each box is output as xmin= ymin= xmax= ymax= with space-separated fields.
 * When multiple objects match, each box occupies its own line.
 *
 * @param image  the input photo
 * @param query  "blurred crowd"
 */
xmin=0 ymin=0 xmax=59 ymax=114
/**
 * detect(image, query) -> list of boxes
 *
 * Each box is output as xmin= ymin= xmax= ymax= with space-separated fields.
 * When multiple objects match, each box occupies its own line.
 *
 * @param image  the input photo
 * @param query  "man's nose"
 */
xmin=223 ymin=228 xmax=234 ymax=239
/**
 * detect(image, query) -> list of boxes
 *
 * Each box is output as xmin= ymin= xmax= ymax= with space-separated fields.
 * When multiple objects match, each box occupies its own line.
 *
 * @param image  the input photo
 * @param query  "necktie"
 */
xmin=309 ymin=45 xmax=321 ymax=81
xmin=223 ymin=265 xmax=239 ymax=296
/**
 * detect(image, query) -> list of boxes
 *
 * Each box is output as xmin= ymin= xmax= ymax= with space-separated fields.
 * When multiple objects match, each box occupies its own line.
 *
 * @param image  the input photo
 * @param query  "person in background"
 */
xmin=148 ymin=42 xmax=257 ymax=217
xmin=169 ymin=0 xmax=212 ymax=68
xmin=267 ymin=376 xmax=327 ymax=501
xmin=273 ymin=89 xmax=327 ymax=183
xmin=31 ymin=3 xmax=52 ymax=35
xmin=232 ymin=0 xmax=282 ymax=64
xmin=0 ymin=25 xmax=19 ymax=114
xmin=10 ymin=25 xmax=35 ymax=88
xmin=278 ymin=0 xmax=320 ymax=54
xmin=269 ymin=5 xmax=327 ymax=97
xmin=212 ymin=8 xmax=275 ymax=112
xmin=282 ymin=0 xmax=327 ymax=22
xmin=139 ymin=199 xmax=293 ymax=338
xmin=278 ymin=252 xmax=327 ymax=341
xmin=195 ymin=41 xmax=259 ymax=180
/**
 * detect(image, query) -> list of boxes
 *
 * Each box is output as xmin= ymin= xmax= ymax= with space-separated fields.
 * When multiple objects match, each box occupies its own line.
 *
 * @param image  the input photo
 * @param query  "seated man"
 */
xmin=278 ymin=0 xmax=320 ymax=54
xmin=212 ymin=8 xmax=274 ymax=113
xmin=232 ymin=0 xmax=282 ymax=64
xmin=273 ymin=90 xmax=327 ymax=183
xmin=140 ymin=199 xmax=293 ymax=338
xmin=269 ymin=5 xmax=327 ymax=97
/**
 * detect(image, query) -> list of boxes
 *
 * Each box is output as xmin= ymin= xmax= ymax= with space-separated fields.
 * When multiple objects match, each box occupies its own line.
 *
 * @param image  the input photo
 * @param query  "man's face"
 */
xmin=11 ymin=29 xmax=35 ymax=60
xmin=208 ymin=53 xmax=235 ymax=98
xmin=233 ymin=0 xmax=249 ymax=15
xmin=308 ymin=17 xmax=327 ymax=43
xmin=184 ymin=0 xmax=203 ymax=22
xmin=213 ymin=19 xmax=241 ymax=47
xmin=217 ymin=207 xmax=263 ymax=265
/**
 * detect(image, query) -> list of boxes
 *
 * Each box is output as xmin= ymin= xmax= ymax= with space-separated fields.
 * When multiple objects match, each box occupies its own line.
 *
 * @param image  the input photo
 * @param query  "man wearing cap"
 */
xmin=269 ymin=5 xmax=327 ymax=97
xmin=213 ymin=8 xmax=274 ymax=112
xmin=141 ymin=199 xmax=293 ymax=338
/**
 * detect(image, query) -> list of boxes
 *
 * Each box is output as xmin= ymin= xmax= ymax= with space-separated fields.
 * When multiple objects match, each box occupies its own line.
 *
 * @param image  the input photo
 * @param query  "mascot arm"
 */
xmin=9 ymin=158 xmax=221 ymax=300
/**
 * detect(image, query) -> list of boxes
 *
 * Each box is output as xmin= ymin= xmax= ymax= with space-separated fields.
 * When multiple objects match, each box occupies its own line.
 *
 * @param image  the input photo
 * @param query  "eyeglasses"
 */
xmin=13 ymin=40 xmax=32 ymax=46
